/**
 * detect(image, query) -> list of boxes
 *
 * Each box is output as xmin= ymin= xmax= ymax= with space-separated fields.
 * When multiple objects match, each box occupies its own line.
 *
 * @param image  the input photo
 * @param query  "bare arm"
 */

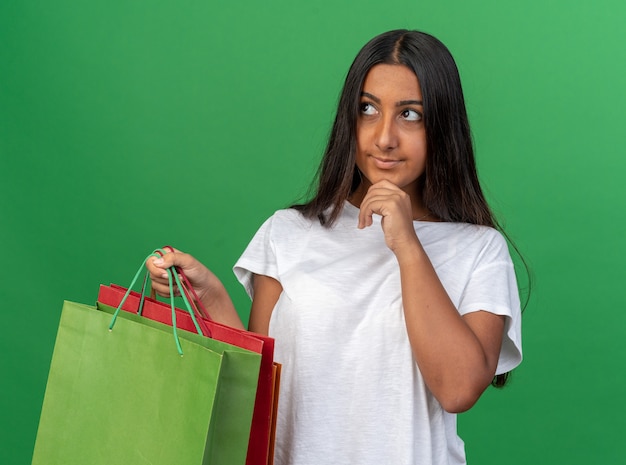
xmin=396 ymin=241 xmax=504 ymax=413
xmin=248 ymin=274 xmax=283 ymax=335
xmin=358 ymin=181 xmax=505 ymax=413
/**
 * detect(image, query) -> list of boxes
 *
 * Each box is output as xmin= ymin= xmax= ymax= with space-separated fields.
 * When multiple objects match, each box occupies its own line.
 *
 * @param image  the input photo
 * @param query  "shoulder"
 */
xmin=466 ymin=225 xmax=510 ymax=262
xmin=463 ymin=225 xmax=514 ymax=275
xmin=271 ymin=207 xmax=310 ymax=224
xmin=454 ymin=223 xmax=507 ymax=250
xmin=422 ymin=221 xmax=505 ymax=245
xmin=255 ymin=207 xmax=317 ymax=241
xmin=420 ymin=222 xmax=512 ymax=268
xmin=265 ymin=207 xmax=314 ymax=230
xmin=461 ymin=224 xmax=511 ymax=264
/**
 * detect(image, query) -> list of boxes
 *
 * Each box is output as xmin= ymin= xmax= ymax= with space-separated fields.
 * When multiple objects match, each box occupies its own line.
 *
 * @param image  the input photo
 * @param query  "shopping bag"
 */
xmin=32 ymin=257 xmax=262 ymax=465
xmin=267 ymin=362 xmax=281 ymax=465
xmin=174 ymin=265 xmax=282 ymax=465
xmin=97 ymin=263 xmax=280 ymax=465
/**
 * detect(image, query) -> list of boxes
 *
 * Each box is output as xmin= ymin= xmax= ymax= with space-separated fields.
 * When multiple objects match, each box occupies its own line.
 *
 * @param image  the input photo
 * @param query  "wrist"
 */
xmin=197 ymin=282 xmax=225 ymax=311
xmin=393 ymin=238 xmax=429 ymax=267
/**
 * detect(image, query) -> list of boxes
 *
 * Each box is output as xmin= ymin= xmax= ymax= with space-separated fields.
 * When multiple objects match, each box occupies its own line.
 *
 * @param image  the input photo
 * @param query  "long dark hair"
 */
xmin=294 ymin=30 xmax=527 ymax=387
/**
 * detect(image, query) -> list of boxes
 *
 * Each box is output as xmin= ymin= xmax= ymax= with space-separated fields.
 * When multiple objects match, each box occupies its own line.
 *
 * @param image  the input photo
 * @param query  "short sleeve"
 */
xmin=458 ymin=232 xmax=523 ymax=374
xmin=233 ymin=215 xmax=279 ymax=299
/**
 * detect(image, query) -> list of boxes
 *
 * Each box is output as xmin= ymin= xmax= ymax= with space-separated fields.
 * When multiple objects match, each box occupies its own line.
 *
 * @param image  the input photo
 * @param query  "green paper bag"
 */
xmin=32 ymin=300 xmax=261 ymax=465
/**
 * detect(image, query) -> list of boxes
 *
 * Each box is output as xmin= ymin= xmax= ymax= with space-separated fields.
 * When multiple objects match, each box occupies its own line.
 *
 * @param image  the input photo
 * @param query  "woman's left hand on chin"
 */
xmin=357 ymin=180 xmax=420 ymax=253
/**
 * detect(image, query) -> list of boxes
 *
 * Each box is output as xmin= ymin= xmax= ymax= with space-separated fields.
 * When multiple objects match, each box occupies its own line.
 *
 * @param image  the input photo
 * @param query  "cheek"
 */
xmin=404 ymin=134 xmax=426 ymax=157
xmin=413 ymin=133 xmax=428 ymax=158
xmin=354 ymin=149 xmax=367 ymax=172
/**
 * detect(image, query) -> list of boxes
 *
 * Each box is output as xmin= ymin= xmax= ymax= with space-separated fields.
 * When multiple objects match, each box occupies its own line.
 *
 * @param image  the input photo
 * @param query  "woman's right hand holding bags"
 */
xmin=147 ymin=248 xmax=246 ymax=330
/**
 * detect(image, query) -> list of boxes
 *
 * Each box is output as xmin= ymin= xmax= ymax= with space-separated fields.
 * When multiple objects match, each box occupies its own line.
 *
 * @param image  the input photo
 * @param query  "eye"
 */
xmin=401 ymin=108 xmax=422 ymax=122
xmin=360 ymin=102 xmax=377 ymax=116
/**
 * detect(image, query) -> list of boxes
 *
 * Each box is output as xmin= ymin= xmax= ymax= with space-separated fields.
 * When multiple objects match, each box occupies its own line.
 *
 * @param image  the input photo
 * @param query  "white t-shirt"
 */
xmin=234 ymin=202 xmax=522 ymax=465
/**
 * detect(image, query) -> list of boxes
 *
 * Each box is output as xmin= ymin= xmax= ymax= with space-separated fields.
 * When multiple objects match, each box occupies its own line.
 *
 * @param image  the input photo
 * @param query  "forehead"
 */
xmin=362 ymin=64 xmax=422 ymax=99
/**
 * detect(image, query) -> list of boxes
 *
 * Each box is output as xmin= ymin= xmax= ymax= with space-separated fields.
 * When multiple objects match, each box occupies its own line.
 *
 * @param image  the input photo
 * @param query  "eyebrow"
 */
xmin=361 ymin=92 xmax=423 ymax=106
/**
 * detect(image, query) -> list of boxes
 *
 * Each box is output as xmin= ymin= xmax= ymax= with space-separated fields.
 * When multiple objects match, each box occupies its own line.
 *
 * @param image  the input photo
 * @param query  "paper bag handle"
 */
xmin=108 ymin=249 xmax=203 ymax=356
xmin=157 ymin=246 xmax=211 ymax=319
xmin=149 ymin=247 xmax=212 ymax=337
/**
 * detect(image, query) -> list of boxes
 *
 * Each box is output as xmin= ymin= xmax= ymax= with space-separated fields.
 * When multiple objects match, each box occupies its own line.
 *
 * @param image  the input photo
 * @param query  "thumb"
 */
xmin=148 ymin=248 xmax=187 ymax=275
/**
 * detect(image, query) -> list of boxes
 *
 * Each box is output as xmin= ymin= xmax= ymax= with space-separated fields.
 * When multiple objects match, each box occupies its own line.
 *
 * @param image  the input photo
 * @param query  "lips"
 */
xmin=371 ymin=156 xmax=402 ymax=169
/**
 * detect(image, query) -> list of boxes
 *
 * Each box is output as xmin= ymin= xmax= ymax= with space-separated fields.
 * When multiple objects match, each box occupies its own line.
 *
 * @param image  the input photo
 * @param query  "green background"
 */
xmin=2 ymin=0 xmax=625 ymax=463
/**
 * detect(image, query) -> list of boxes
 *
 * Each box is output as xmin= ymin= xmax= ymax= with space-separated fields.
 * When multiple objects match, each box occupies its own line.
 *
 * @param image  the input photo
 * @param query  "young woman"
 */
xmin=148 ymin=29 xmax=523 ymax=465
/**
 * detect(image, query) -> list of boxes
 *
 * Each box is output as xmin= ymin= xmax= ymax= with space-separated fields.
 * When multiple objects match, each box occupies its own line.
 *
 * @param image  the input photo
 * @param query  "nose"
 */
xmin=374 ymin=114 xmax=399 ymax=151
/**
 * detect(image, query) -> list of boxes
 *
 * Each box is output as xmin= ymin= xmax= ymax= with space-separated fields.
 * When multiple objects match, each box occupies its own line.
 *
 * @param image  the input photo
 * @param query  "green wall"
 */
xmin=2 ymin=1 xmax=625 ymax=463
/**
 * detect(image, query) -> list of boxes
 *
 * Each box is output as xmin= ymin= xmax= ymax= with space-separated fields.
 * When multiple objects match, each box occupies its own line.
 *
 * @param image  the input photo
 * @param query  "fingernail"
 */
xmin=154 ymin=258 xmax=164 ymax=266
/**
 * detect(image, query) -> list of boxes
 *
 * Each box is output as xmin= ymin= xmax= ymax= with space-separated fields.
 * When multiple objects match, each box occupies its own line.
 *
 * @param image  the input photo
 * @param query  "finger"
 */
xmin=358 ymin=197 xmax=388 ymax=229
xmin=359 ymin=193 xmax=412 ymax=230
xmin=150 ymin=249 xmax=189 ymax=270
xmin=150 ymin=280 xmax=181 ymax=298
xmin=146 ymin=255 xmax=170 ymax=279
xmin=366 ymin=180 xmax=403 ymax=195
xmin=147 ymin=250 xmax=185 ymax=281
xmin=363 ymin=187 xmax=398 ymax=201
xmin=361 ymin=184 xmax=404 ymax=207
xmin=150 ymin=280 xmax=170 ymax=298
xmin=358 ymin=193 xmax=396 ymax=227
